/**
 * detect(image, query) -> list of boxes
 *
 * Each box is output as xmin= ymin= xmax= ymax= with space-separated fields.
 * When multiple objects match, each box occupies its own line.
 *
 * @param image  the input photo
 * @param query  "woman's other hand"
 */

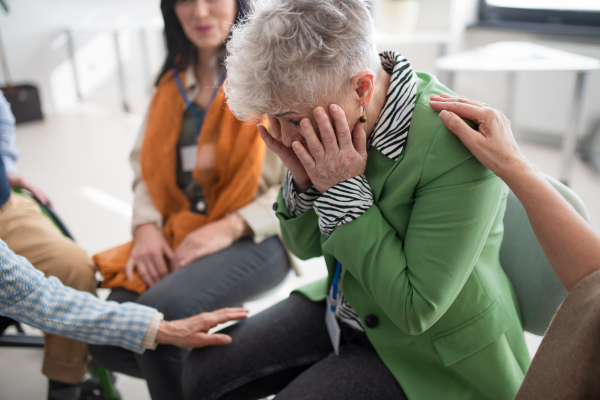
xmin=173 ymin=214 xmax=250 ymax=269
xmin=6 ymin=173 xmax=52 ymax=206
xmin=126 ymin=223 xmax=175 ymax=287
xmin=155 ymin=307 xmax=249 ymax=348
xmin=293 ymin=104 xmax=368 ymax=193
xmin=258 ymin=115 xmax=313 ymax=193
xmin=428 ymin=94 xmax=533 ymax=182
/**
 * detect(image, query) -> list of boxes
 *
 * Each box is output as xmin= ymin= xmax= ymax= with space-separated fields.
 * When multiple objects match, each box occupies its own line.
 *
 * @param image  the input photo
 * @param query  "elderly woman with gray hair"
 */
xmin=182 ymin=0 xmax=530 ymax=399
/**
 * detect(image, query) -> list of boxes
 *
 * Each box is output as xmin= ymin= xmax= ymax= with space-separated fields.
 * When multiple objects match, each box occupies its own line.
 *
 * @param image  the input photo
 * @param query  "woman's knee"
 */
xmin=136 ymin=284 xmax=195 ymax=320
xmin=45 ymin=239 xmax=96 ymax=292
xmin=89 ymin=343 xmax=143 ymax=378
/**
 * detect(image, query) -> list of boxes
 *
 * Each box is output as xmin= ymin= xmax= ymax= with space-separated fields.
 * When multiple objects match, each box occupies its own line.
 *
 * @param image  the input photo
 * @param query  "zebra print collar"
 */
xmin=369 ymin=51 xmax=418 ymax=162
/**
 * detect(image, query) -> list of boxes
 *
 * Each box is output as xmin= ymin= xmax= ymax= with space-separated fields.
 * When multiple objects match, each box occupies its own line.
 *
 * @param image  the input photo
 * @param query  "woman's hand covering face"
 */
xmin=260 ymin=104 xmax=368 ymax=194
xmin=258 ymin=115 xmax=313 ymax=193
xmin=292 ymin=104 xmax=368 ymax=193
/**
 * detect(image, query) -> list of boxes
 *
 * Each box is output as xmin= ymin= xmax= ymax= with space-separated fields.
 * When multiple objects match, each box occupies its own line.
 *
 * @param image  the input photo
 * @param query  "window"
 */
xmin=478 ymin=0 xmax=600 ymax=35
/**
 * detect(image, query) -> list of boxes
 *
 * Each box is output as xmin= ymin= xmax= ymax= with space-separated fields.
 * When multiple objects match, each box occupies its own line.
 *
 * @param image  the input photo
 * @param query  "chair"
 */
xmin=0 ymin=189 xmax=121 ymax=400
xmin=499 ymin=173 xmax=590 ymax=336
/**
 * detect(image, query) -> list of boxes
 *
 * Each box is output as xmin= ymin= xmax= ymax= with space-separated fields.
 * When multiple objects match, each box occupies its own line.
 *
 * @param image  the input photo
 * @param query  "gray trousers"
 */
xmin=182 ymin=293 xmax=407 ymax=400
xmin=89 ymin=236 xmax=290 ymax=400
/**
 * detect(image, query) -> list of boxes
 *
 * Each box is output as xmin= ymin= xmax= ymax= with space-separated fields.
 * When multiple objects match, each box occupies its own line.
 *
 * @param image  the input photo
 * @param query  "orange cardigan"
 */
xmin=94 ymin=70 xmax=266 ymax=294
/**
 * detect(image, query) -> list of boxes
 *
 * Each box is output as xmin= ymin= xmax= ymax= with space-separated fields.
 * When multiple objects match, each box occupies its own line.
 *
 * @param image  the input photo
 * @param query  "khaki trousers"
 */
xmin=0 ymin=193 xmax=97 ymax=384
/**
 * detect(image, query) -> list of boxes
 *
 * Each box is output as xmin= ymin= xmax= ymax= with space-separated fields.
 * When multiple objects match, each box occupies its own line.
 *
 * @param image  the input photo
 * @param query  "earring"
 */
xmin=359 ymin=106 xmax=367 ymax=123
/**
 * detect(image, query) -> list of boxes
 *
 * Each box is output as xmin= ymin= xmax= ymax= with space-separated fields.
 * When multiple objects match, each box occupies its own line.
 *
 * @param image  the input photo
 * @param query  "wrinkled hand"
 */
xmin=429 ymin=93 xmax=531 ymax=182
xmin=6 ymin=173 xmax=52 ymax=205
xmin=258 ymin=115 xmax=313 ymax=193
xmin=293 ymin=105 xmax=367 ymax=193
xmin=155 ymin=307 xmax=249 ymax=348
xmin=173 ymin=215 xmax=247 ymax=269
xmin=126 ymin=223 xmax=174 ymax=287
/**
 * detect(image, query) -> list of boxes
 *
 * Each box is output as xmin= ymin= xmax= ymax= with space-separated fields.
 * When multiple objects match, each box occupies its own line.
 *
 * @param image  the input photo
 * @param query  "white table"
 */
xmin=375 ymin=31 xmax=452 ymax=60
xmin=436 ymin=41 xmax=600 ymax=185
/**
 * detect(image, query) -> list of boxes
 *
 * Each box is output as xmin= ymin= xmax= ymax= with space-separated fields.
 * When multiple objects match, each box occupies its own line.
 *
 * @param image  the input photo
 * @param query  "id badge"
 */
xmin=180 ymin=145 xmax=197 ymax=173
xmin=325 ymin=297 xmax=341 ymax=355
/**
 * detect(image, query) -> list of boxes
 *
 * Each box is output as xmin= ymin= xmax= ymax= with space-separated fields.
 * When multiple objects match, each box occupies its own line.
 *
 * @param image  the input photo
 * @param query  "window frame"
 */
xmin=478 ymin=0 xmax=600 ymax=35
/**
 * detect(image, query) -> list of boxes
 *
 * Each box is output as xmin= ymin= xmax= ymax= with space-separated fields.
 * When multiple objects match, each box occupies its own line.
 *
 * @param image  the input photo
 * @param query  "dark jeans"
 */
xmin=89 ymin=236 xmax=290 ymax=400
xmin=182 ymin=293 xmax=407 ymax=400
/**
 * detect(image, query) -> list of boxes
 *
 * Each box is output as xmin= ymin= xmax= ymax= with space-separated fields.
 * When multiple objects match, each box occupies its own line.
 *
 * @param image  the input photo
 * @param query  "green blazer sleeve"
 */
xmin=275 ymin=189 xmax=323 ymax=260
xmin=322 ymin=125 xmax=507 ymax=335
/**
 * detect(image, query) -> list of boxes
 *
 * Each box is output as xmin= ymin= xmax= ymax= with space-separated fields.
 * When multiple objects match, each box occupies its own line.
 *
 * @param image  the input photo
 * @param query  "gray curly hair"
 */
xmin=224 ymin=0 xmax=381 ymax=122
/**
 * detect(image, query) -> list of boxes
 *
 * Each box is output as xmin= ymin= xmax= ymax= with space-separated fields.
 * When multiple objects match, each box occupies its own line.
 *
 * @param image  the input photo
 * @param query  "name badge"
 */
xmin=325 ymin=297 xmax=341 ymax=355
xmin=180 ymin=145 xmax=197 ymax=173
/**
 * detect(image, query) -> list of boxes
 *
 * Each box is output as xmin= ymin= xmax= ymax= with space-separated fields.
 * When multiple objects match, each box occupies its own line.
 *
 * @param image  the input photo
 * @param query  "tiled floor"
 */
xmin=1 ymin=98 xmax=599 ymax=399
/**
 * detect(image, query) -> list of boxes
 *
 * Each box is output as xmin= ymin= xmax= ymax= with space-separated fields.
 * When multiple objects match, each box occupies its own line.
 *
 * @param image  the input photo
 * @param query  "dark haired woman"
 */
xmin=88 ymin=1 xmax=290 ymax=399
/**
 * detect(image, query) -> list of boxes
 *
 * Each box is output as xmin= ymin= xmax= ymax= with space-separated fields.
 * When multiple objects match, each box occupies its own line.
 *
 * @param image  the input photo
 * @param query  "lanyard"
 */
xmin=330 ymin=261 xmax=342 ymax=312
xmin=172 ymin=67 xmax=227 ymax=139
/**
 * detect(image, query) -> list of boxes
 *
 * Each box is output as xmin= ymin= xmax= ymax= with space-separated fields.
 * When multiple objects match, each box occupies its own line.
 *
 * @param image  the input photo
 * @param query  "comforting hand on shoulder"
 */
xmin=293 ymin=105 xmax=368 ymax=193
xmin=428 ymin=93 xmax=529 ymax=182
xmin=173 ymin=214 xmax=249 ymax=269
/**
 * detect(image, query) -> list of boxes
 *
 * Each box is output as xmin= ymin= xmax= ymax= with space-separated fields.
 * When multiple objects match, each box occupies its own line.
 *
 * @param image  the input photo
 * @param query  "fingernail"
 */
xmin=330 ymin=104 xmax=339 ymax=112
xmin=439 ymin=110 xmax=452 ymax=123
xmin=314 ymin=107 xmax=324 ymax=116
xmin=301 ymin=119 xmax=310 ymax=127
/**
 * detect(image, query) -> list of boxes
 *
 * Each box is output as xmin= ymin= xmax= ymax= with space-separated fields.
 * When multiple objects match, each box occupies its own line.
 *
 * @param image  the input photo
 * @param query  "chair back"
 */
xmin=499 ymin=173 xmax=590 ymax=336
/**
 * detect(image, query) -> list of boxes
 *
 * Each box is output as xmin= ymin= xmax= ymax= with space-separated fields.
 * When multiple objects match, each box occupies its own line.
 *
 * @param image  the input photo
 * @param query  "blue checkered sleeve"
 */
xmin=0 ymin=239 xmax=157 ymax=354
xmin=0 ymin=91 xmax=20 ymax=174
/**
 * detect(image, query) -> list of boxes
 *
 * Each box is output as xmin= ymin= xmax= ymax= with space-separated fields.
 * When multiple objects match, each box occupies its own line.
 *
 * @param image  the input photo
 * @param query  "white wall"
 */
xmin=0 ymin=0 xmax=165 ymax=109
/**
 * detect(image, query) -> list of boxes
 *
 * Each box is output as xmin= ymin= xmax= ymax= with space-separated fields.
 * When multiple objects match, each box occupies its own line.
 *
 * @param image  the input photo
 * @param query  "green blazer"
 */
xmin=275 ymin=72 xmax=530 ymax=400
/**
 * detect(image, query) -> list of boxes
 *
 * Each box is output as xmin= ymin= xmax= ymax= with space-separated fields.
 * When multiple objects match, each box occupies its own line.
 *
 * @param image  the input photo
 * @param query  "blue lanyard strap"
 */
xmin=330 ymin=261 xmax=342 ymax=312
xmin=172 ymin=67 xmax=227 ymax=138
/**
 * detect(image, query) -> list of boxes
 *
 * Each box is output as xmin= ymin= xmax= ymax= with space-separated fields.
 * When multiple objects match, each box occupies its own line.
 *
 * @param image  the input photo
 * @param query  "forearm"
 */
xmin=504 ymin=165 xmax=600 ymax=291
xmin=131 ymin=180 xmax=163 ymax=232
xmin=130 ymin=116 xmax=162 ymax=232
xmin=276 ymin=189 xmax=323 ymax=260
xmin=5 ymin=279 xmax=157 ymax=354
xmin=236 ymin=185 xmax=281 ymax=242
xmin=1 ymin=242 xmax=157 ymax=353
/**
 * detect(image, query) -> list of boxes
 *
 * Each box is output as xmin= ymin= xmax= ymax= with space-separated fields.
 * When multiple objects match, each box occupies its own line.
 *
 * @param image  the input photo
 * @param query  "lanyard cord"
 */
xmin=330 ymin=261 xmax=342 ymax=312
xmin=172 ymin=67 xmax=227 ymax=139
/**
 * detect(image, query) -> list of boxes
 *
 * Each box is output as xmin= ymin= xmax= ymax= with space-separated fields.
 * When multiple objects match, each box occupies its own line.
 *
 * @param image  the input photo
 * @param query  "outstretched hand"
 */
xmin=155 ymin=307 xmax=249 ymax=348
xmin=292 ymin=105 xmax=368 ymax=193
xmin=428 ymin=93 xmax=531 ymax=182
